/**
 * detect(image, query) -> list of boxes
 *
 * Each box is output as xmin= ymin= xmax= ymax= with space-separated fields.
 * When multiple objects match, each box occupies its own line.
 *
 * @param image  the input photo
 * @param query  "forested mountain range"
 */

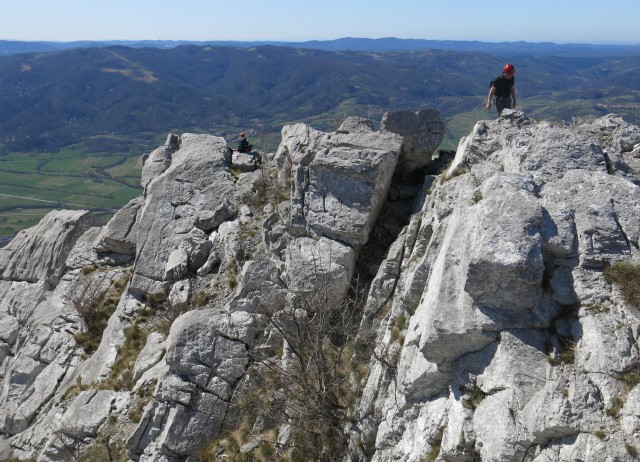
xmin=0 ymin=42 xmax=639 ymax=154
xmin=3 ymin=37 xmax=640 ymax=56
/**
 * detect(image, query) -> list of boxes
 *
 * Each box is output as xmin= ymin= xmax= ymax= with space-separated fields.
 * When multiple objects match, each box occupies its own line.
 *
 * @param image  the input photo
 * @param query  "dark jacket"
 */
xmin=490 ymin=74 xmax=515 ymax=98
xmin=238 ymin=137 xmax=251 ymax=153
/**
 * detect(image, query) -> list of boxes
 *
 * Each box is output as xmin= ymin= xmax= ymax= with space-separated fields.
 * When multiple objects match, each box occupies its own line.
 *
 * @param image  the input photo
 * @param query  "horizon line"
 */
xmin=1 ymin=37 xmax=640 ymax=47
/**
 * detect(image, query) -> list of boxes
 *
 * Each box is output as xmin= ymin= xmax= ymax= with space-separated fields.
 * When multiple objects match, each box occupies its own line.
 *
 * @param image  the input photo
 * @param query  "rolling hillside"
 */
xmin=2 ymin=44 xmax=639 ymax=154
xmin=1 ymin=44 xmax=639 ymax=237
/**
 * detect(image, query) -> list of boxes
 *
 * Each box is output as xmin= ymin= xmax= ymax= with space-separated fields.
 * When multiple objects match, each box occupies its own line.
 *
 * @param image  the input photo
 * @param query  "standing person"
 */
xmin=486 ymin=63 xmax=516 ymax=116
xmin=237 ymin=132 xmax=253 ymax=153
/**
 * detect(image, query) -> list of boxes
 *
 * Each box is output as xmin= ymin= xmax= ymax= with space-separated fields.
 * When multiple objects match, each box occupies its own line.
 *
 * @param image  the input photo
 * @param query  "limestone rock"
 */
xmin=380 ymin=108 xmax=445 ymax=175
xmin=232 ymin=150 xmax=262 ymax=171
xmin=0 ymin=210 xmax=96 ymax=285
xmin=141 ymin=133 xmax=180 ymax=190
xmin=129 ymin=310 xmax=254 ymax=459
xmin=131 ymin=133 xmax=235 ymax=295
xmin=4 ymin=111 xmax=640 ymax=462
xmin=352 ymin=111 xmax=640 ymax=461
xmin=95 ymin=196 xmax=144 ymax=255
xmin=285 ymin=236 xmax=355 ymax=303
xmin=278 ymin=119 xmax=402 ymax=247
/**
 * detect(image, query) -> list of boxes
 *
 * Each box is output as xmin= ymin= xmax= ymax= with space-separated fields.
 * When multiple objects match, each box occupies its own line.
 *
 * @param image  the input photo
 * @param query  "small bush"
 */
xmin=82 ymin=264 xmax=99 ymax=275
xmin=425 ymin=426 xmax=445 ymax=462
xmin=547 ymin=336 xmax=576 ymax=366
xmin=606 ymin=396 xmax=624 ymax=417
xmin=227 ymin=274 xmax=238 ymax=289
xmin=144 ymin=290 xmax=168 ymax=313
xmin=604 ymin=261 xmax=640 ymax=310
xmin=192 ymin=291 xmax=211 ymax=307
xmin=627 ymin=444 xmax=639 ymax=458
xmin=396 ymin=314 xmax=407 ymax=331
xmin=104 ymin=323 xmax=148 ymax=391
xmin=72 ymin=272 xmax=130 ymax=355
xmin=390 ymin=315 xmax=407 ymax=344
xmin=259 ymin=442 xmax=275 ymax=458
xmin=447 ymin=167 xmax=469 ymax=180
xmin=463 ymin=384 xmax=487 ymax=411
xmin=589 ymin=303 xmax=610 ymax=314
xmin=473 ymin=190 xmax=483 ymax=203
xmin=155 ymin=300 xmax=191 ymax=336
xmin=620 ymin=369 xmax=640 ymax=390
xmin=80 ymin=433 xmax=128 ymax=462
xmin=559 ymin=342 xmax=576 ymax=364
xmin=593 ymin=429 xmax=607 ymax=440
xmin=60 ymin=376 xmax=90 ymax=402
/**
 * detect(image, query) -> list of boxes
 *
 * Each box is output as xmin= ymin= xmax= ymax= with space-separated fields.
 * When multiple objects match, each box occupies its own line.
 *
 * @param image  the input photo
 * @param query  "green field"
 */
xmin=2 ymin=92 xmax=639 ymax=240
xmin=0 ymin=147 xmax=143 ymax=238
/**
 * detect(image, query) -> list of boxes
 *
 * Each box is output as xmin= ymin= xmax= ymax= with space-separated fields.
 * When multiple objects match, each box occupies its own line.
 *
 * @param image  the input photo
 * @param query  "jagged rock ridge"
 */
xmin=0 ymin=109 xmax=640 ymax=461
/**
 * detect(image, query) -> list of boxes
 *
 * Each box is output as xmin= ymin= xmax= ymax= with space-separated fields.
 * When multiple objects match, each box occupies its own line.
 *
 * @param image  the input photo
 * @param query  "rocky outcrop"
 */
xmin=95 ymin=196 xmax=143 ymax=256
xmin=2 ymin=108 xmax=640 ymax=462
xmin=350 ymin=110 xmax=640 ymax=461
xmin=380 ymin=108 xmax=445 ymax=175
xmin=0 ymin=210 xmax=96 ymax=286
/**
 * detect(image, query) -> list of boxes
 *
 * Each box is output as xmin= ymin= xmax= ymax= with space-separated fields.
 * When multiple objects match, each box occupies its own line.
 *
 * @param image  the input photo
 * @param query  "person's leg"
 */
xmin=496 ymin=97 xmax=512 ymax=116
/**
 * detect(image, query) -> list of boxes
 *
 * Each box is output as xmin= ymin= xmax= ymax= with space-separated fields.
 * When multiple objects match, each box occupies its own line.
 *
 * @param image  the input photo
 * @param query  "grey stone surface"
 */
xmin=380 ymin=108 xmax=445 ymax=174
xmin=95 ymin=196 xmax=144 ymax=255
xmin=352 ymin=111 xmax=640 ymax=461
xmin=3 ymin=112 xmax=640 ymax=461
xmin=0 ymin=210 xmax=96 ymax=285
xmin=131 ymin=133 xmax=235 ymax=295
xmin=276 ymin=119 xmax=402 ymax=247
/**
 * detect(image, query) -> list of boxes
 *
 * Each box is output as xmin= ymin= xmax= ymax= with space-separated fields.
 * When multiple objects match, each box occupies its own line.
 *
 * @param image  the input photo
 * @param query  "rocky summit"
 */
xmin=1 ymin=109 xmax=640 ymax=461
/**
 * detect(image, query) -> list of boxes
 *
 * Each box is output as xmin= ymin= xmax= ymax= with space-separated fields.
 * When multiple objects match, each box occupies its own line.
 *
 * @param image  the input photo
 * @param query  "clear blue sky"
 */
xmin=3 ymin=0 xmax=640 ymax=45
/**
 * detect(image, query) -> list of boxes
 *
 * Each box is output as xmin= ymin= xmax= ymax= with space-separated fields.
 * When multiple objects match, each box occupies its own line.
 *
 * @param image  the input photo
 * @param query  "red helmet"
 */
xmin=503 ymin=63 xmax=515 ymax=75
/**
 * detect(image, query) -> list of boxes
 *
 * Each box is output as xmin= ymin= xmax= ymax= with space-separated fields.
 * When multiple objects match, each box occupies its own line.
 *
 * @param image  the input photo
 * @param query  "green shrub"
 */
xmin=593 ymin=429 xmax=607 ymax=440
xmin=144 ymin=290 xmax=168 ymax=313
xmin=192 ymin=291 xmax=211 ymax=307
xmin=73 ymin=272 xmax=130 ymax=355
xmin=606 ymin=396 xmax=624 ymax=417
xmin=620 ymin=369 xmax=640 ymax=390
xmin=60 ymin=376 xmax=90 ymax=402
xmin=103 ymin=323 xmax=148 ymax=391
xmin=424 ymin=426 xmax=445 ymax=462
xmin=462 ymin=384 xmax=487 ymax=411
xmin=447 ymin=167 xmax=469 ymax=180
xmin=259 ymin=442 xmax=275 ymax=458
xmin=604 ymin=261 xmax=640 ymax=309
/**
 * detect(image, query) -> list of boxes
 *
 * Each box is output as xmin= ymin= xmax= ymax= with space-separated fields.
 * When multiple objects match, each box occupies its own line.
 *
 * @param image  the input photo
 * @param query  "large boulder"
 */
xmin=131 ymin=133 xmax=235 ymax=295
xmin=95 ymin=196 xmax=144 ymax=256
xmin=277 ymin=118 xmax=402 ymax=248
xmin=128 ymin=310 xmax=254 ymax=460
xmin=0 ymin=210 xmax=96 ymax=286
xmin=380 ymin=109 xmax=445 ymax=175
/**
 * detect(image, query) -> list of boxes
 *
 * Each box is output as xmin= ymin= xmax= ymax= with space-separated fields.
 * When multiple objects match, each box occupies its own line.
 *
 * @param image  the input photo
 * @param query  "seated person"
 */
xmin=237 ymin=133 xmax=253 ymax=153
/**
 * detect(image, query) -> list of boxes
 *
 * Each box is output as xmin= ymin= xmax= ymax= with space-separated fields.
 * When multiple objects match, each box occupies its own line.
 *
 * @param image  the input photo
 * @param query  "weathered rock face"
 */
xmin=2 ymin=109 xmax=640 ymax=462
xmin=0 ymin=210 xmax=96 ymax=286
xmin=276 ymin=117 xmax=403 ymax=248
xmin=380 ymin=108 xmax=445 ymax=175
xmin=131 ymin=133 xmax=235 ymax=296
xmin=351 ymin=110 xmax=640 ymax=461
xmin=95 ymin=196 xmax=144 ymax=256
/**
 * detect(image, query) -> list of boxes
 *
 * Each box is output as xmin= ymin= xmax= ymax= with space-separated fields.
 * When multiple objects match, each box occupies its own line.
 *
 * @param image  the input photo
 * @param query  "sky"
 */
xmin=2 ymin=0 xmax=640 ymax=45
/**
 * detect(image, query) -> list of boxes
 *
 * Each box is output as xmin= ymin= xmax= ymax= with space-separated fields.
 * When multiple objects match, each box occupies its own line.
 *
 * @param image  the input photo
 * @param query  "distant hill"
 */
xmin=1 ymin=44 xmax=639 ymax=154
xmin=3 ymin=38 xmax=640 ymax=57
xmin=0 ymin=45 xmax=499 ymax=152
